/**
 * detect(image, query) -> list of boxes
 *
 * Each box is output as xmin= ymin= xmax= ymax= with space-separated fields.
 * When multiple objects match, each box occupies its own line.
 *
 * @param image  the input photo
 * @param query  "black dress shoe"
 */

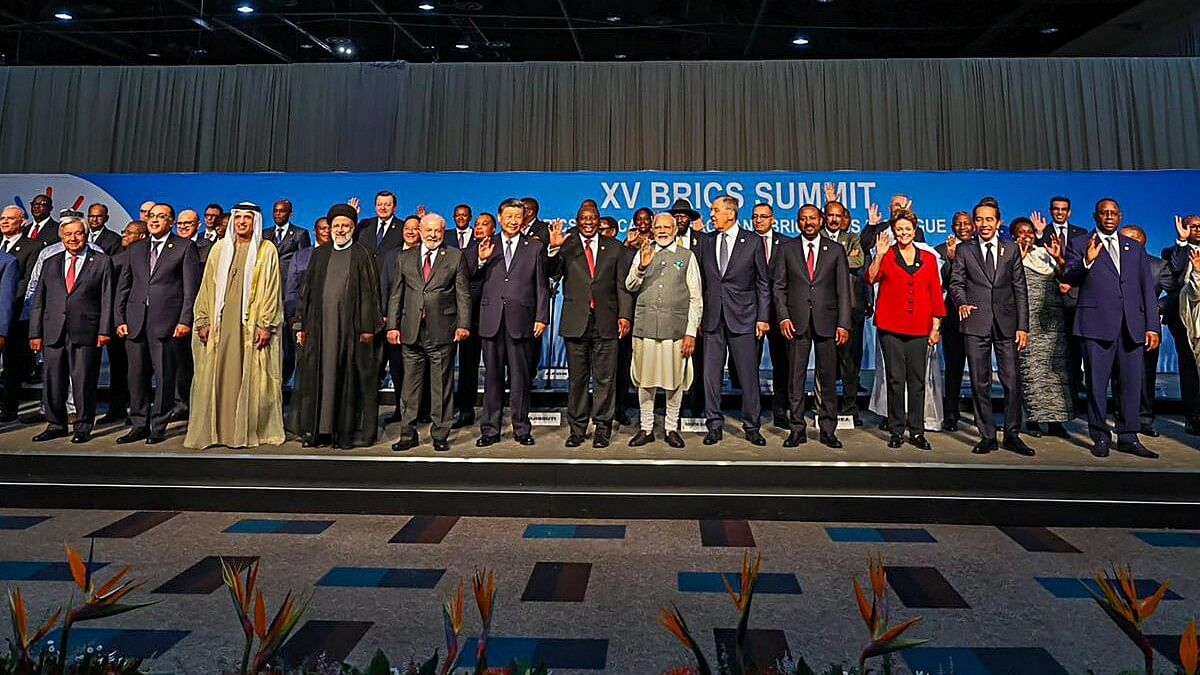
xmin=1046 ymin=422 xmax=1070 ymax=438
xmin=703 ymin=428 xmax=723 ymax=445
xmin=665 ymin=431 xmax=685 ymax=448
xmin=301 ymin=435 xmax=317 ymax=448
xmin=972 ymin=438 xmax=998 ymax=455
xmin=1003 ymin=434 xmax=1036 ymax=456
xmin=628 ymin=430 xmax=654 ymax=447
xmin=941 ymin=419 xmax=959 ymax=432
xmin=1185 ymin=418 xmax=1200 ymax=435
xmin=878 ymin=418 xmax=891 ymax=431
xmin=451 ymin=415 xmax=475 ymax=429
xmin=1139 ymin=424 xmax=1160 ymax=438
xmin=116 ymin=429 xmax=149 ymax=444
xmin=592 ymin=429 xmax=611 ymax=449
xmin=476 ymin=434 xmax=501 ymax=447
xmin=908 ymin=433 xmax=932 ymax=450
xmin=852 ymin=416 xmax=864 ymax=427
xmin=433 ymin=439 xmax=450 ymax=452
xmin=96 ymin=412 xmax=125 ymax=425
xmin=1091 ymin=441 xmax=1111 ymax=458
xmin=18 ymin=411 xmax=45 ymax=424
xmin=167 ymin=408 xmax=189 ymax=423
xmin=1023 ymin=423 xmax=1044 ymax=438
xmin=820 ymin=433 xmax=843 ymax=449
xmin=886 ymin=433 xmax=904 ymax=449
xmin=1117 ymin=441 xmax=1159 ymax=459
xmin=614 ymin=412 xmax=632 ymax=426
xmin=146 ymin=433 xmax=167 ymax=445
xmin=32 ymin=428 xmax=68 ymax=442
xmin=772 ymin=413 xmax=791 ymax=430
xmin=565 ymin=434 xmax=584 ymax=448
xmin=417 ymin=415 xmax=433 ymax=424
xmin=745 ymin=430 xmax=767 ymax=446
xmin=71 ymin=430 xmax=91 ymax=444
xmin=515 ymin=434 xmax=535 ymax=446
xmin=783 ymin=430 xmax=807 ymax=447
xmin=392 ymin=433 xmax=420 ymax=452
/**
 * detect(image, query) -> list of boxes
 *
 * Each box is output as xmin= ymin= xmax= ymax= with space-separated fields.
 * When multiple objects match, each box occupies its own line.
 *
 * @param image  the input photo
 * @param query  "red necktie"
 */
xmin=66 ymin=255 xmax=78 ymax=293
xmin=806 ymin=242 xmax=815 ymax=279
xmin=423 ymin=251 xmax=433 ymax=282
xmin=30 ymin=223 xmax=40 ymax=240
xmin=583 ymin=238 xmax=596 ymax=309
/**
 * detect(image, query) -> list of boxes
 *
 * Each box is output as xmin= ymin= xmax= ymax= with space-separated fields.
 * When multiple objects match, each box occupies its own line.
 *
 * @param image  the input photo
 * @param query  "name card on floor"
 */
xmin=838 ymin=415 xmax=855 ymax=430
xmin=679 ymin=418 xmax=707 ymax=433
xmin=529 ymin=412 xmax=562 ymax=426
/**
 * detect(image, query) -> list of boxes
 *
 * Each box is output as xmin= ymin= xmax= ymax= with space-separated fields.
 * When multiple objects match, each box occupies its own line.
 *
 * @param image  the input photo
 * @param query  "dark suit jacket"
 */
xmin=263 ymin=224 xmax=312 ymax=285
xmin=445 ymin=228 xmax=475 ymax=251
xmin=1161 ymin=244 xmax=1198 ymax=319
xmin=760 ymin=231 xmax=789 ymax=325
xmin=90 ymin=228 xmax=123 ymax=256
xmin=525 ymin=220 xmax=551 ymax=247
xmin=355 ymin=216 xmax=405 ymax=257
xmin=0 ymin=252 xmax=17 ymax=337
xmin=696 ymin=228 xmax=771 ymax=335
xmin=3 ymin=235 xmax=41 ymax=311
xmin=1062 ymin=231 xmax=1161 ymax=342
xmin=860 ymin=218 xmax=925 ymax=251
xmin=546 ymin=232 xmax=633 ymax=340
xmin=24 ymin=218 xmax=59 ymax=245
xmin=772 ymin=236 xmax=852 ymax=338
xmin=196 ymin=238 xmax=214 ymax=268
xmin=474 ymin=233 xmax=550 ymax=340
xmin=284 ymin=245 xmax=316 ymax=322
xmin=30 ymin=250 xmax=113 ymax=345
xmin=1038 ymin=223 xmax=1088 ymax=249
xmin=949 ymin=237 xmax=1029 ymax=338
xmin=934 ymin=242 xmax=960 ymax=331
xmin=116 ymin=234 xmax=200 ymax=340
xmin=386 ymin=245 xmax=473 ymax=345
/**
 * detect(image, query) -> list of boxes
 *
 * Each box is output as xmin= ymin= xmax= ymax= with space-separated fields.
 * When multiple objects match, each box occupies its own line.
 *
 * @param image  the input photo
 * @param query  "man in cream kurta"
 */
xmin=185 ymin=202 xmax=284 ymax=449
xmin=625 ymin=213 xmax=703 ymax=449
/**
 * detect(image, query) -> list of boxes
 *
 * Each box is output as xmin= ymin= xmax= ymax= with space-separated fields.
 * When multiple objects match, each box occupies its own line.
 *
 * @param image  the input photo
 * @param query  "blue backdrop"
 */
xmin=2 ymin=170 xmax=1193 ymax=374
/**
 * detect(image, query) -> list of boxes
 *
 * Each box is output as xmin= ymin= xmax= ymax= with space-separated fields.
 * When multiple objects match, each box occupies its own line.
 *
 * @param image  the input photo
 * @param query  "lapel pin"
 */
xmin=168 ymin=243 xmax=174 ymax=249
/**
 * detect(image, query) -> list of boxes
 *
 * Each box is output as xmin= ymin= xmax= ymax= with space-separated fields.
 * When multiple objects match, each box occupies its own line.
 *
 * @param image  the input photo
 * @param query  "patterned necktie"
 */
xmin=423 ymin=251 xmax=433 ymax=282
xmin=150 ymin=241 xmax=161 ymax=275
xmin=718 ymin=233 xmax=729 ymax=275
xmin=504 ymin=238 xmax=514 ymax=270
xmin=806 ymin=241 xmax=816 ymax=278
xmin=66 ymin=255 xmax=78 ymax=293
xmin=583 ymin=237 xmax=596 ymax=309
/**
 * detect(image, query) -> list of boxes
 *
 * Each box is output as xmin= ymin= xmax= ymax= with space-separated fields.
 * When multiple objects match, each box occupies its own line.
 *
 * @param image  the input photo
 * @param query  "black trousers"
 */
xmin=1166 ymin=316 xmax=1199 ymax=422
xmin=399 ymin=323 xmax=455 ymax=441
xmin=454 ymin=332 xmax=482 ymax=418
xmin=482 ymin=318 xmax=533 ymax=437
xmin=281 ymin=324 xmax=297 ymax=387
xmin=757 ymin=326 xmax=790 ymax=417
xmin=941 ymin=325 xmax=967 ymax=423
xmin=44 ymin=341 xmax=101 ymax=431
xmin=173 ymin=336 xmax=193 ymax=413
xmin=787 ymin=321 xmax=838 ymax=435
xmin=615 ymin=334 xmax=636 ymax=416
xmin=837 ymin=315 xmax=865 ymax=416
xmin=703 ymin=320 xmax=761 ymax=432
xmin=106 ymin=336 xmax=129 ymax=416
xmin=127 ymin=334 xmax=180 ymax=435
xmin=1063 ymin=307 xmax=1084 ymax=410
xmin=1 ymin=319 xmax=31 ymax=415
xmin=879 ymin=330 xmax=927 ymax=434
xmin=563 ymin=314 xmax=618 ymax=436
xmin=1140 ymin=347 xmax=1158 ymax=426
xmin=964 ymin=332 xmax=1022 ymax=440
xmin=682 ymin=334 xmax=705 ymax=414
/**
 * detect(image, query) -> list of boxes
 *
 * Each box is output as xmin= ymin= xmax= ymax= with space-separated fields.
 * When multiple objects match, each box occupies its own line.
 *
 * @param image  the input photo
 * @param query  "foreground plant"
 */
xmin=220 ymin=558 xmax=308 ymax=675
xmin=59 ymin=541 xmax=155 ymax=675
xmin=472 ymin=568 xmax=496 ymax=675
xmin=1082 ymin=564 xmax=1170 ymax=675
xmin=6 ymin=588 xmax=61 ymax=669
xmin=852 ymin=555 xmax=929 ymax=674
xmin=660 ymin=604 xmax=712 ymax=675
xmin=721 ymin=550 xmax=763 ymax=674
xmin=1179 ymin=617 xmax=1197 ymax=675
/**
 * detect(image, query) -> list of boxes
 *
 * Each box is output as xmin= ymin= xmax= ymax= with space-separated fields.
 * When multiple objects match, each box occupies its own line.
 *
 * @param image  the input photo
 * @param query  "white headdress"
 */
xmin=213 ymin=201 xmax=263 ymax=325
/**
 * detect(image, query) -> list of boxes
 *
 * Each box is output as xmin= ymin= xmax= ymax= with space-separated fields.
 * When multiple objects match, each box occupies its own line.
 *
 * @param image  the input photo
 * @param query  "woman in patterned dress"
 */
xmin=1013 ymin=218 xmax=1072 ymax=436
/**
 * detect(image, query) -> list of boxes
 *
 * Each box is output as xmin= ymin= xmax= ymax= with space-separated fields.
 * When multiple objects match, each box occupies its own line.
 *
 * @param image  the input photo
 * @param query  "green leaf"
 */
xmin=69 ymin=600 xmax=158 ymax=623
xmin=419 ymin=650 xmax=439 ymax=675
xmin=862 ymin=637 xmax=931 ymax=660
xmin=365 ymin=649 xmax=391 ymax=675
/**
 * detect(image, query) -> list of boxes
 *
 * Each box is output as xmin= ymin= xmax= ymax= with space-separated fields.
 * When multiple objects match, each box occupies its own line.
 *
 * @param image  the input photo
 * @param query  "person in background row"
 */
xmin=186 ymin=202 xmax=284 ymax=449
xmin=28 ymin=217 xmax=112 ymax=443
xmin=284 ymin=217 xmax=330 ymax=328
xmin=668 ymin=198 xmax=705 ymax=416
xmin=935 ymin=211 xmax=974 ymax=431
xmin=1035 ymin=196 xmax=1087 ymax=409
xmin=172 ymin=208 xmax=204 ymax=422
xmin=292 ymin=204 xmax=382 ymax=448
xmin=1179 ymin=245 xmax=1200 ymax=377
xmin=866 ymin=210 xmax=943 ymax=451
xmin=85 ymin=203 xmax=122 ymax=255
xmin=98 ymin=220 xmax=147 ymax=425
xmin=821 ymin=196 xmax=868 ymax=426
xmin=860 ymin=193 xmax=925 ymax=252
xmin=262 ymin=198 xmax=311 ymax=389
xmin=750 ymin=203 xmax=791 ymax=430
xmin=446 ymin=203 xmax=474 ymax=251
xmin=0 ymin=225 xmax=18 ymax=374
xmin=626 ymin=213 xmax=703 ymax=448
xmin=520 ymin=196 xmax=551 ymax=247
xmin=138 ymin=201 xmax=156 ymax=222
xmin=1161 ymin=215 xmax=1200 ymax=435
xmin=176 ymin=210 xmax=201 ymax=242
xmin=612 ymin=211 xmax=642 ymax=427
xmin=203 ymin=203 xmax=223 ymax=241
xmin=0 ymin=205 xmax=41 ymax=422
xmin=116 ymin=202 xmax=200 ymax=445
xmin=25 ymin=194 xmax=59 ymax=244
xmin=1112 ymin=225 xmax=1167 ymax=438
xmin=1062 ymin=198 xmax=1160 ymax=459
xmin=1013 ymin=217 xmax=1072 ymax=438
xmin=450 ymin=212 xmax=494 ymax=429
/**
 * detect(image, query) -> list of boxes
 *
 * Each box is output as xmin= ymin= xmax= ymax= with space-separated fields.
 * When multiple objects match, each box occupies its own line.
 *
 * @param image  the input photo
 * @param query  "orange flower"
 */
xmin=8 ymin=587 xmax=61 ymax=656
xmin=719 ymin=550 xmax=762 ymax=613
xmin=473 ymin=568 xmax=496 ymax=625
xmin=1181 ymin=618 xmax=1198 ymax=675
xmin=63 ymin=542 xmax=153 ymax=622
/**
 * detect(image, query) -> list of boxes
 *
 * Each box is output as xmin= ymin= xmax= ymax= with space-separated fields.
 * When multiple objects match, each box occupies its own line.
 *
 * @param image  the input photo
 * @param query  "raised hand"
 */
xmin=548 ymin=219 xmax=567 ymax=248
xmin=477 ymin=236 xmax=494 ymax=262
xmin=823 ymin=182 xmax=837 ymax=203
xmin=625 ymin=230 xmax=642 ymax=249
xmin=348 ymin=197 xmax=361 ymax=214
xmin=1046 ymin=234 xmax=1063 ymax=260
xmin=1190 ymin=247 xmax=1200 ymax=271
xmin=946 ymin=235 xmax=959 ymax=260
xmin=867 ymin=203 xmax=883 ymax=226
xmin=1084 ymin=233 xmax=1104 ymax=264
xmin=875 ymin=234 xmax=892 ymax=257
xmin=416 ymin=204 xmax=427 ymax=219
xmin=1030 ymin=211 xmax=1048 ymax=236
xmin=1177 ymin=215 xmax=1189 ymax=241
xmin=639 ymin=237 xmax=655 ymax=269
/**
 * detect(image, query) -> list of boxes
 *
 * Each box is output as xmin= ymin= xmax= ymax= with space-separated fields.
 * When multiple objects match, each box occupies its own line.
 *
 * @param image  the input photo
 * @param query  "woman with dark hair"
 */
xmin=1013 ymin=217 xmax=1072 ymax=437
xmin=866 ymin=210 xmax=945 ymax=449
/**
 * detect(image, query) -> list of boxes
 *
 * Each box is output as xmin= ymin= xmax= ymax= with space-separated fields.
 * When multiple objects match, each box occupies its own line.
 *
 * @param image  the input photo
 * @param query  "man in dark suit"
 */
xmin=950 ymin=202 xmax=1032 ymax=456
xmin=1113 ymin=226 xmax=1169 ymax=437
xmin=697 ymin=195 xmax=771 ymax=446
xmin=1062 ymin=198 xmax=1161 ymax=459
xmin=821 ymin=201 xmax=868 ymax=426
xmin=668 ymin=198 xmax=705 ymax=414
xmin=749 ymin=203 xmax=792 ymax=429
xmin=28 ymin=217 xmax=113 ymax=443
xmin=546 ymin=205 xmax=633 ymax=448
xmin=446 ymin=204 xmax=474 ymax=251
xmin=115 ymin=202 xmax=200 ymax=444
xmin=474 ymin=198 xmax=550 ymax=447
xmin=387 ymin=213 xmax=474 ymax=453
xmin=354 ymin=190 xmax=406 ymax=256
xmin=859 ymin=194 xmax=925 ymax=252
xmin=774 ymin=204 xmax=852 ymax=448
xmin=1159 ymin=214 xmax=1200 ymax=435
xmin=935 ymin=212 xmax=975 ymax=431
xmin=98 ymin=220 xmax=147 ymax=425
xmin=169 ymin=208 xmax=206 ymax=422
xmin=0 ymin=205 xmax=43 ymax=421
xmin=24 ymin=194 xmax=59 ymax=245
xmin=85 ymin=203 xmax=122 ymax=255
xmin=447 ymin=213 xmax=492 ymax=428
xmin=520 ymin=197 xmax=551 ymax=247
xmin=1035 ymin=197 xmax=1088 ymax=413
xmin=263 ymin=199 xmax=311 ymax=388
xmin=355 ymin=191 xmax=407 ymax=416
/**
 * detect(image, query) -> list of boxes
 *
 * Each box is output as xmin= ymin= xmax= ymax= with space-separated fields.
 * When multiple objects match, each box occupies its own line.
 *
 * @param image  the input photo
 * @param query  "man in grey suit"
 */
xmin=115 ymin=202 xmax=200 ymax=444
xmin=28 ymin=217 xmax=113 ymax=443
xmin=822 ymin=200 xmax=869 ymax=425
xmin=950 ymin=202 xmax=1032 ymax=456
xmin=387 ymin=213 xmax=473 ymax=453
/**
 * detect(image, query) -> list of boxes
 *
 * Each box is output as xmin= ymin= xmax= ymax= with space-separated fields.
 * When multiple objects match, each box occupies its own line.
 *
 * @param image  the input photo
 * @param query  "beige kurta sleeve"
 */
xmin=684 ymin=251 xmax=703 ymax=338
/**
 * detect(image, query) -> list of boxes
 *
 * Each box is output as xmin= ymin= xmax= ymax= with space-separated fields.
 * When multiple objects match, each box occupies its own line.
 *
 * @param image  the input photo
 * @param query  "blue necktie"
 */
xmin=504 ymin=238 xmax=514 ymax=270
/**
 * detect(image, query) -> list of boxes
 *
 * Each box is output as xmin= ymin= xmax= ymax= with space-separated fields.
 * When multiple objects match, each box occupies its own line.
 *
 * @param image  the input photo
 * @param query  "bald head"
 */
xmin=176 ymin=209 xmax=200 ymax=239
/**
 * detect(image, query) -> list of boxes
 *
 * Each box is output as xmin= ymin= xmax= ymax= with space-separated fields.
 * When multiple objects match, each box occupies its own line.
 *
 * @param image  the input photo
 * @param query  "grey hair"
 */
xmin=2 ymin=204 xmax=26 ymax=218
xmin=58 ymin=215 xmax=85 ymax=231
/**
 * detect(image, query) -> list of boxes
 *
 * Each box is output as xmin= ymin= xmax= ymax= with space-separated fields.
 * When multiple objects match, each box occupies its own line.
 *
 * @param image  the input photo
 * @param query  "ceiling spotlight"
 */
xmin=54 ymin=11 xmax=73 ymax=20
xmin=614 ymin=53 xmax=627 ymax=59
xmin=235 ymin=3 xmax=254 ymax=13
xmin=816 ymin=0 xmax=834 ymax=3
xmin=327 ymin=36 xmax=356 ymax=58
xmin=792 ymin=36 xmax=810 ymax=45
xmin=417 ymin=2 xmax=435 ymax=10
xmin=1040 ymin=26 xmax=1059 ymax=34
xmin=606 ymin=15 xmax=621 ymax=22
xmin=147 ymin=51 xmax=161 ymax=57
xmin=454 ymin=42 xmax=469 ymax=49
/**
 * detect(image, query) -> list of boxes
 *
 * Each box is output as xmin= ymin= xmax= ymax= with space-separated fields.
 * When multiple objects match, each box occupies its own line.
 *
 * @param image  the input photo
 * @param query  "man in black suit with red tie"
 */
xmin=697 ymin=195 xmax=771 ymax=446
xmin=24 ymin=194 xmax=59 ymax=245
xmin=773 ymin=205 xmax=853 ymax=448
xmin=115 ymin=202 xmax=200 ymax=444
xmin=545 ymin=204 xmax=633 ymax=449
xmin=474 ymin=199 xmax=549 ymax=447
xmin=28 ymin=217 xmax=113 ymax=443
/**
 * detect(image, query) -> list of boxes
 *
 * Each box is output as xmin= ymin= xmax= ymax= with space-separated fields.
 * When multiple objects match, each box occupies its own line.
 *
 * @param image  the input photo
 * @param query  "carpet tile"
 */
xmin=278 ymin=620 xmax=373 ymax=669
xmin=316 ymin=566 xmax=445 ymax=589
xmin=523 ymin=524 xmax=626 ymax=539
xmin=0 ymin=515 xmax=50 ymax=530
xmin=700 ymin=519 xmax=756 ymax=547
xmin=42 ymin=628 xmax=189 ymax=660
xmin=885 ymin=566 xmax=970 ymax=608
xmin=455 ymin=637 xmax=608 ymax=670
xmin=224 ymin=518 xmax=334 ymax=534
xmin=826 ymin=526 xmax=937 ymax=543
xmin=903 ymin=647 xmax=1069 ymax=675
xmin=677 ymin=572 xmax=802 ymax=595
xmin=521 ymin=562 xmax=592 ymax=601
xmin=86 ymin=511 xmax=180 ymax=538
xmin=153 ymin=555 xmax=259 ymax=594
xmin=0 ymin=560 xmax=107 ymax=581
xmin=390 ymin=515 xmax=460 ymax=543
xmin=1036 ymin=576 xmax=1182 ymax=600
xmin=1133 ymin=531 xmax=1200 ymax=547
xmin=997 ymin=526 xmax=1081 ymax=553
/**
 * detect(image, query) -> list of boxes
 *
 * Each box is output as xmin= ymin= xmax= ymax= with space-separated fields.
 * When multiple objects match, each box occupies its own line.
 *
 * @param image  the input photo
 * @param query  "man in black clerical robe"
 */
xmin=291 ymin=204 xmax=383 ymax=448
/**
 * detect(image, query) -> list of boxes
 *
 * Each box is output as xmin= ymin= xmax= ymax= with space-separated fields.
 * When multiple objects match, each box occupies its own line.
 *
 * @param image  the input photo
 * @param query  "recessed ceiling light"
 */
xmin=1040 ymin=26 xmax=1059 ymax=34
xmin=816 ymin=0 xmax=833 ymax=3
xmin=417 ymin=2 xmax=435 ymax=10
xmin=235 ymin=3 xmax=254 ymax=13
xmin=147 ymin=51 xmax=161 ymax=57
xmin=792 ymin=36 xmax=810 ymax=45
xmin=606 ymin=15 xmax=621 ymax=22
xmin=614 ymin=53 xmax=627 ymax=59
xmin=454 ymin=42 xmax=469 ymax=49
xmin=54 ymin=11 xmax=73 ymax=20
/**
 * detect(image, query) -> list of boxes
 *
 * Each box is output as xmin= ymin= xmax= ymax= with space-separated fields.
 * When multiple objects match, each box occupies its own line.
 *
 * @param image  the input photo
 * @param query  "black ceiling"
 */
xmin=0 ymin=0 xmax=1147 ymax=66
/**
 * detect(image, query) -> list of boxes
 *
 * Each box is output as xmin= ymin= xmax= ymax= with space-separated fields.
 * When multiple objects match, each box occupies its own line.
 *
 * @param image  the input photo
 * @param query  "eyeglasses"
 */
xmin=750 ymin=214 xmax=772 ymax=220
xmin=87 ymin=215 xmax=107 ymax=220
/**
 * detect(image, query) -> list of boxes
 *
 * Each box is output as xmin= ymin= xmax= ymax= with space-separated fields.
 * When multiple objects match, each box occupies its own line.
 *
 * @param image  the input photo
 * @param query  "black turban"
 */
xmin=326 ymin=203 xmax=359 ymax=224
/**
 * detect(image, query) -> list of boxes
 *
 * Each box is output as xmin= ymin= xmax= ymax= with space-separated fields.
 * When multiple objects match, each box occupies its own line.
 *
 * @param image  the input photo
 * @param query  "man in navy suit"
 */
xmin=1062 ymin=198 xmax=1161 ymax=459
xmin=1036 ymin=197 xmax=1088 ymax=410
xmin=354 ymin=191 xmax=406 ymax=256
xmin=0 ymin=246 xmax=18 ymax=362
xmin=474 ymin=198 xmax=549 ymax=447
xmin=28 ymin=217 xmax=112 ymax=443
xmin=697 ymin=195 xmax=771 ymax=446
xmin=750 ymin=203 xmax=792 ymax=429
xmin=447 ymin=212 xmax=490 ymax=428
xmin=115 ymin=202 xmax=200 ymax=444
xmin=263 ymin=199 xmax=311 ymax=387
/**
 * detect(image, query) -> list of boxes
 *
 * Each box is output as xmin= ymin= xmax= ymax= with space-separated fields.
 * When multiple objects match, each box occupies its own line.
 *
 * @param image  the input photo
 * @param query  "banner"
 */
xmin=2 ymin=170 xmax=1193 ymax=374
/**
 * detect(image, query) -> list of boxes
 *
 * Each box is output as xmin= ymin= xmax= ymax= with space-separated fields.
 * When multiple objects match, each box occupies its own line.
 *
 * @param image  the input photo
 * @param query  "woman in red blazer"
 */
xmin=866 ymin=211 xmax=945 ymax=449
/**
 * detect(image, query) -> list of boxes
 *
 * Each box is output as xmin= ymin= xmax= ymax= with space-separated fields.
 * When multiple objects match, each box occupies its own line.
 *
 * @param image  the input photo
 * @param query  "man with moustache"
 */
xmin=950 ymin=202 xmax=1032 ymax=456
xmin=474 ymin=198 xmax=549 ymax=447
xmin=774 ymin=204 xmax=852 ymax=448
xmin=85 ymin=204 xmax=122 ymax=255
xmin=115 ymin=202 xmax=200 ymax=444
xmin=446 ymin=204 xmax=474 ymax=251
xmin=697 ymin=195 xmax=771 ymax=446
xmin=546 ymin=204 xmax=633 ymax=448
xmin=1034 ymin=197 xmax=1088 ymax=411
xmin=614 ymin=208 xmax=650 ymax=425
xmin=284 ymin=217 xmax=331 ymax=329
xmin=171 ymin=208 xmax=205 ymax=420
xmin=203 ymin=203 xmax=223 ymax=241
xmin=667 ymin=198 xmax=706 ymax=415
xmin=935 ymin=212 xmax=975 ymax=432
xmin=821 ymin=199 xmax=868 ymax=425
xmin=262 ymin=199 xmax=311 ymax=388
xmin=98 ymin=220 xmax=147 ymax=425
xmin=749 ymin=203 xmax=792 ymax=429
xmin=0 ymin=205 xmax=42 ymax=421
xmin=25 ymin=194 xmax=59 ymax=244
xmin=450 ymin=213 xmax=494 ymax=428
xmin=1160 ymin=214 xmax=1200 ymax=435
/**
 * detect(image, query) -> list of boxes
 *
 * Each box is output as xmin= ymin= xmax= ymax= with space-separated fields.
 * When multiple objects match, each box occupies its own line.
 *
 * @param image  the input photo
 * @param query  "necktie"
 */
xmin=277 ymin=227 xmax=286 ymax=243
xmin=806 ymin=241 xmax=816 ymax=278
xmin=150 ymin=241 xmax=161 ymax=275
xmin=66 ymin=255 xmax=78 ymax=293
xmin=423 ymin=251 xmax=433 ymax=282
xmin=582 ymin=237 xmax=596 ymax=309
xmin=985 ymin=242 xmax=995 ymax=276
xmin=0 ymin=240 xmax=8 ymax=254
xmin=30 ymin=223 xmax=40 ymax=240
xmin=718 ymin=233 xmax=729 ymax=275
xmin=377 ymin=220 xmax=387 ymax=243
xmin=504 ymin=238 xmax=513 ymax=270
xmin=1058 ymin=226 xmax=1067 ymax=244
xmin=763 ymin=235 xmax=771 ymax=264
xmin=461 ymin=231 xmax=468 ymax=249
xmin=1107 ymin=236 xmax=1121 ymax=273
